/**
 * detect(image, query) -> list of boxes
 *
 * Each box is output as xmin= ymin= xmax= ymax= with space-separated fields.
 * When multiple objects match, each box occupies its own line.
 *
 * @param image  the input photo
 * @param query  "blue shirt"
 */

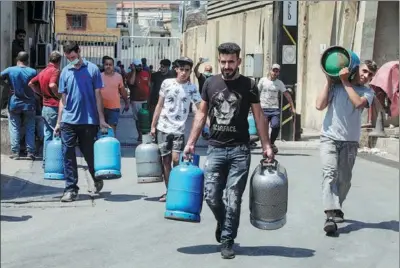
xmin=322 ymin=84 xmax=374 ymax=142
xmin=59 ymin=59 xmax=104 ymax=125
xmin=1 ymin=66 xmax=37 ymax=111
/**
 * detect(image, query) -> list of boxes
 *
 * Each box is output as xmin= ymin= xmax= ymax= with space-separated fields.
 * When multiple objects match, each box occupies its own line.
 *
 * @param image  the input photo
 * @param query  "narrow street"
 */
xmin=1 ymin=114 xmax=398 ymax=268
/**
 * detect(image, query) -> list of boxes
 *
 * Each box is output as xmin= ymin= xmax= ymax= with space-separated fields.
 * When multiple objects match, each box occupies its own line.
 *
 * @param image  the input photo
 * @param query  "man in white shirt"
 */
xmin=151 ymin=57 xmax=202 ymax=202
xmin=257 ymin=64 xmax=295 ymax=153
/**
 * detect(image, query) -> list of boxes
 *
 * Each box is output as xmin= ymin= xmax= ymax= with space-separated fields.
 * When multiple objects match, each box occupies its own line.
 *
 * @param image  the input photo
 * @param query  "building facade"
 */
xmin=183 ymin=1 xmax=399 ymax=133
xmin=0 ymin=1 xmax=55 ymax=113
xmin=54 ymin=1 xmax=121 ymax=41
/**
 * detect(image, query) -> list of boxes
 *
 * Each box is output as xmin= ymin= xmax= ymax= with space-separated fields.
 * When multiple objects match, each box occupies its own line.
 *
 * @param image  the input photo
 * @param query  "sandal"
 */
xmin=159 ymin=193 xmax=167 ymax=202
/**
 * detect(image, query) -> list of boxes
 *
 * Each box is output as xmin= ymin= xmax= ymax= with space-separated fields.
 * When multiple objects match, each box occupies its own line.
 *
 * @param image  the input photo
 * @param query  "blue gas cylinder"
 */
xmin=165 ymin=154 xmax=204 ymax=223
xmin=248 ymin=114 xmax=257 ymax=135
xmin=44 ymin=135 xmax=65 ymax=180
xmin=94 ymin=128 xmax=122 ymax=180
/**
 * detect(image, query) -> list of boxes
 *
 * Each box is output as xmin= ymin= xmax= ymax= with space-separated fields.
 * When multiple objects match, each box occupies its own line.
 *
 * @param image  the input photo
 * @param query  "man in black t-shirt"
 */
xmin=184 ymin=43 xmax=274 ymax=259
xmin=149 ymin=59 xmax=175 ymax=115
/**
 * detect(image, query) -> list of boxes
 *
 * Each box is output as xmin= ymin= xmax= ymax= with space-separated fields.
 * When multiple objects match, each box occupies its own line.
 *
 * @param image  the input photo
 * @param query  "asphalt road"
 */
xmin=1 ymin=147 xmax=398 ymax=268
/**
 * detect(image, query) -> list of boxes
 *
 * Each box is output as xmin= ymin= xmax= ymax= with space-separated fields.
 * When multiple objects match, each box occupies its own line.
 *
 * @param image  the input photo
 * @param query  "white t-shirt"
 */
xmin=257 ymin=77 xmax=287 ymax=109
xmin=157 ymin=78 xmax=201 ymax=134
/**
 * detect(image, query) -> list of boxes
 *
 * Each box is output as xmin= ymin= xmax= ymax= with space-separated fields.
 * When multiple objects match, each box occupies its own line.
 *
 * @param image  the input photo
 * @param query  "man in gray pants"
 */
xmin=316 ymin=60 xmax=377 ymax=234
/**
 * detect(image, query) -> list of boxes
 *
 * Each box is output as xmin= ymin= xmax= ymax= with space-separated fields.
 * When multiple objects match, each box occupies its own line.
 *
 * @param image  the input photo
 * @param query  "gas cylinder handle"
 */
xmin=179 ymin=153 xmax=200 ymax=167
xmin=260 ymin=159 xmax=278 ymax=170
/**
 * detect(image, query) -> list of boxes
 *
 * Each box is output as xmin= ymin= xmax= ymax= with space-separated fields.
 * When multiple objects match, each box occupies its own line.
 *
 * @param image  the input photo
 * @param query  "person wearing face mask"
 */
xmin=54 ymin=41 xmax=111 ymax=202
xmin=316 ymin=59 xmax=377 ymax=235
xmin=183 ymin=43 xmax=274 ymax=259
xmin=194 ymin=58 xmax=213 ymax=94
xmin=257 ymin=64 xmax=295 ymax=154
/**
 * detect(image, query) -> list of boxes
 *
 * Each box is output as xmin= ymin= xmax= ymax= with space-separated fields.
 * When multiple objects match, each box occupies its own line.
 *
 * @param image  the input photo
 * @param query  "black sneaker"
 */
xmin=61 ymin=191 xmax=78 ymax=202
xmin=221 ymin=240 xmax=235 ymax=259
xmin=94 ymin=180 xmax=104 ymax=193
xmin=333 ymin=210 xmax=344 ymax=223
xmin=323 ymin=217 xmax=338 ymax=234
xmin=215 ymin=223 xmax=222 ymax=243
xmin=9 ymin=153 xmax=20 ymax=160
xmin=272 ymin=144 xmax=279 ymax=154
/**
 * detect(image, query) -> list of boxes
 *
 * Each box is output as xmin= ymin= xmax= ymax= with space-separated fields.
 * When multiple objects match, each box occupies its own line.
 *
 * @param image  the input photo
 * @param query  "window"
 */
xmin=66 ymin=14 xmax=87 ymax=30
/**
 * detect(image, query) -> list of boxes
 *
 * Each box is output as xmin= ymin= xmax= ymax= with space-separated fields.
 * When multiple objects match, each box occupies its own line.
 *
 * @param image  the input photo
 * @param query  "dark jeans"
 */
xmin=204 ymin=144 xmax=251 ymax=242
xmin=263 ymin=108 xmax=281 ymax=144
xmin=60 ymin=123 xmax=99 ymax=192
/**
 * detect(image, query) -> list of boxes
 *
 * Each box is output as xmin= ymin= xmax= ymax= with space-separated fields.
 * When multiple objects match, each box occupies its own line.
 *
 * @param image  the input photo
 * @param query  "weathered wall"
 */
xmin=55 ymin=1 xmax=121 ymax=39
xmin=297 ymin=1 xmax=399 ymax=130
xmin=182 ymin=4 xmax=274 ymax=86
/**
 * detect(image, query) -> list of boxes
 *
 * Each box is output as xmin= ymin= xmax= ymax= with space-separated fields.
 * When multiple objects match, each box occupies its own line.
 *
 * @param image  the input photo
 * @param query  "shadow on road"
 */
xmin=143 ymin=196 xmax=163 ymax=202
xmin=177 ymin=244 xmax=315 ymax=257
xmin=253 ymin=152 xmax=311 ymax=157
xmin=1 ymin=173 xmax=64 ymax=201
xmin=100 ymin=191 xmax=147 ymax=202
xmin=1 ymin=215 xmax=32 ymax=222
xmin=339 ymin=219 xmax=399 ymax=234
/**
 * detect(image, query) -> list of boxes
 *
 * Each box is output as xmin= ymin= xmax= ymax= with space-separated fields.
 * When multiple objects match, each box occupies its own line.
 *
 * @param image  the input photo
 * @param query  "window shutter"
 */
xmin=66 ymin=14 xmax=72 ymax=30
xmin=82 ymin=14 xmax=87 ymax=31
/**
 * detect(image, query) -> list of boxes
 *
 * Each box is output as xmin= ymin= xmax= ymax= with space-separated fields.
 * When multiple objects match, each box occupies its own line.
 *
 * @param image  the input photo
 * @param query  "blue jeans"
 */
xmin=42 ymin=106 xmax=58 ymax=163
xmin=60 ymin=123 xmax=99 ymax=192
xmin=263 ymin=108 xmax=281 ymax=144
xmin=8 ymin=110 xmax=36 ymax=154
xmin=203 ymin=144 xmax=251 ymax=242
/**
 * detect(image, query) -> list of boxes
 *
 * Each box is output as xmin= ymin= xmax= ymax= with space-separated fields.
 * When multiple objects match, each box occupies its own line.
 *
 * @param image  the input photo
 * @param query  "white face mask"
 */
xmin=69 ymin=58 xmax=79 ymax=66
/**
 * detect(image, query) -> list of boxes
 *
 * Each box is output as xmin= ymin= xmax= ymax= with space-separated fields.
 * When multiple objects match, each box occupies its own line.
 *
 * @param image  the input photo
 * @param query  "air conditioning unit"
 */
xmin=36 ymin=43 xmax=53 ymax=68
xmin=32 ymin=1 xmax=51 ymax=24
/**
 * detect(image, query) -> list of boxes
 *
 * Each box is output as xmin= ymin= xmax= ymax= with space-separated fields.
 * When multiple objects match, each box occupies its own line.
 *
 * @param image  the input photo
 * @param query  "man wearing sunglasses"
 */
xmin=257 ymin=64 xmax=295 ymax=154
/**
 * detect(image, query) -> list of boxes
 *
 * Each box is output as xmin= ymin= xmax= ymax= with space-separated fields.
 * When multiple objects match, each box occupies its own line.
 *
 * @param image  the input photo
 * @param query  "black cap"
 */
xmin=175 ymin=57 xmax=193 ymax=67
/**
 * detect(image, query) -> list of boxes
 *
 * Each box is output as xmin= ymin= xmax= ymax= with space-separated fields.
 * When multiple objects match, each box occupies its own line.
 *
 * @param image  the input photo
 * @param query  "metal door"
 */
xmin=55 ymin=33 xmax=119 ymax=68
xmin=119 ymin=36 xmax=181 ymax=71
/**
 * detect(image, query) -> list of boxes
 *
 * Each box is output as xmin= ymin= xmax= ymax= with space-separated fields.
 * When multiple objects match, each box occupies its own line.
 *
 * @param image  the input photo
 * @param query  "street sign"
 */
xmin=283 ymin=1 xmax=297 ymax=26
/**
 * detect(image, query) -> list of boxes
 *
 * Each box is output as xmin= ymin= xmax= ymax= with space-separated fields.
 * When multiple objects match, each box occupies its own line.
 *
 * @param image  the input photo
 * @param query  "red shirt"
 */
xmin=131 ymin=70 xmax=150 ymax=101
xmin=30 ymin=63 xmax=60 ymax=107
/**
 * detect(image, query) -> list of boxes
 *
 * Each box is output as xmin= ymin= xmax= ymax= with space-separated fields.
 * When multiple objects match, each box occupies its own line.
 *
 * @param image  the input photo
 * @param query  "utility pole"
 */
xmin=131 ymin=2 xmax=135 ymax=36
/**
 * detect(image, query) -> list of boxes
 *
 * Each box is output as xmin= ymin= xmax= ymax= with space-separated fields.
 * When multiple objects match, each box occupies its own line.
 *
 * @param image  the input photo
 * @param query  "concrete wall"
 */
xmin=183 ymin=4 xmax=274 ymax=87
xmin=55 ymin=1 xmax=121 ymax=39
xmin=297 ymin=1 xmax=399 ymax=130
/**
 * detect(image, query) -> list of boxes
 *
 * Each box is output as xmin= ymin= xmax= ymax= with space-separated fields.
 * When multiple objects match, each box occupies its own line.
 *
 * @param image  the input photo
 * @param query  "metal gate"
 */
xmin=55 ymin=33 xmax=119 ymax=68
xmin=119 ymin=36 xmax=181 ymax=71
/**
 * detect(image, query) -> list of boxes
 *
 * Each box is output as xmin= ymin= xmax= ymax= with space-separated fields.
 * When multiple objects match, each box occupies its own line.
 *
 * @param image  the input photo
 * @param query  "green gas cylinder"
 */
xmin=320 ymin=46 xmax=360 ymax=81
xmin=138 ymin=102 xmax=151 ymax=134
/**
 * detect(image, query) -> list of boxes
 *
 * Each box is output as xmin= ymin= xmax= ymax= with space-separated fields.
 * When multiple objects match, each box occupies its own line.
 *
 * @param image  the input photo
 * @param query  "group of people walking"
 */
xmin=0 ymin=39 xmax=378 ymax=259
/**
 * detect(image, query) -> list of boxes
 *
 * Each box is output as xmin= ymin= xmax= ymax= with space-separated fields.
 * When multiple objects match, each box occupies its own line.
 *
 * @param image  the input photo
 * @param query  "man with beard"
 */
xmin=12 ymin=29 xmax=26 ymax=66
xmin=101 ymin=56 xmax=129 ymax=134
xmin=316 ymin=59 xmax=377 ymax=234
xmin=183 ymin=42 xmax=274 ymax=259
xmin=150 ymin=57 xmax=202 ymax=202
xmin=149 ymin=59 xmax=175 ymax=116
